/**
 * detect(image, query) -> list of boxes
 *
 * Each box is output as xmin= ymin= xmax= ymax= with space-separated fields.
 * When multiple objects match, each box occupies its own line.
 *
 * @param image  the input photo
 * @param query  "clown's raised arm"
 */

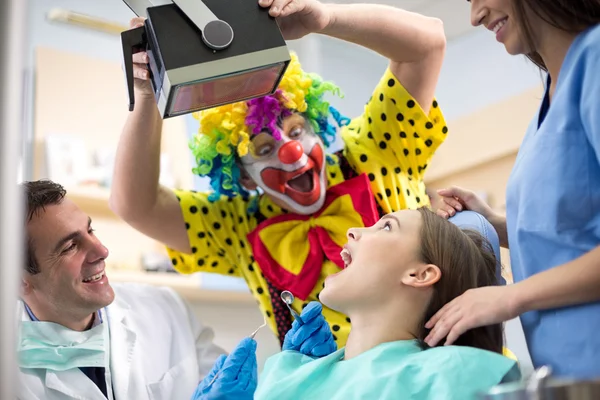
xmin=314 ymin=3 xmax=447 ymax=213
xmin=319 ymin=3 xmax=445 ymax=115
xmin=110 ymin=1 xmax=447 ymax=349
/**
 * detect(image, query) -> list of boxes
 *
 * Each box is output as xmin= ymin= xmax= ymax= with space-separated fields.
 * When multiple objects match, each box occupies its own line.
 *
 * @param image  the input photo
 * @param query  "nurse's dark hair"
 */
xmin=417 ymin=208 xmax=503 ymax=354
xmin=513 ymin=0 xmax=600 ymax=70
xmin=22 ymin=179 xmax=67 ymax=275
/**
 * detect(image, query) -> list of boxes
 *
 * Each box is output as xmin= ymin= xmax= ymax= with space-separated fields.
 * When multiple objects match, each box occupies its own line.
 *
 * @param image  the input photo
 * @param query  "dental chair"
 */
xmin=448 ymin=211 xmax=518 ymax=363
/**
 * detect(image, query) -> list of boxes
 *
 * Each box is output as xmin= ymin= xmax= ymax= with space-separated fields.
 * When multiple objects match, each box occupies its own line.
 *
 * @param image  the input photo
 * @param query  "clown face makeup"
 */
xmin=240 ymin=113 xmax=327 ymax=215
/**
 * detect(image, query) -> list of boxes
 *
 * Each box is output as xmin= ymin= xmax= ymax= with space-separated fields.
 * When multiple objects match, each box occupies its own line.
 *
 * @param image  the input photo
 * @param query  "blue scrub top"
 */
xmin=506 ymin=24 xmax=600 ymax=379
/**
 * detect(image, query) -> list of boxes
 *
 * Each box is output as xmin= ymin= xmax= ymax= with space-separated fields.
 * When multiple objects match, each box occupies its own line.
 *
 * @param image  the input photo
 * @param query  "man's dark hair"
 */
xmin=22 ymin=180 xmax=66 ymax=274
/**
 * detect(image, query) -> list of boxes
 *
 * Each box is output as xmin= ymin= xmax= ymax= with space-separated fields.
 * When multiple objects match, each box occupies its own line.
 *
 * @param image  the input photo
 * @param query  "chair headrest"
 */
xmin=448 ymin=210 xmax=505 ymax=285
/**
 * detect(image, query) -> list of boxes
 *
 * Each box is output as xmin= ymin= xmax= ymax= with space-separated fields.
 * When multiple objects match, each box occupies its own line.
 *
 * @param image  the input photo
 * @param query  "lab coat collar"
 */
xmin=17 ymin=300 xmax=26 ymax=322
xmin=45 ymin=368 xmax=107 ymax=400
xmin=16 ymin=300 xmax=122 ymax=400
xmin=18 ymin=297 xmax=139 ymax=399
xmin=107 ymin=294 xmax=138 ymax=400
xmin=17 ymin=301 xmax=107 ymax=399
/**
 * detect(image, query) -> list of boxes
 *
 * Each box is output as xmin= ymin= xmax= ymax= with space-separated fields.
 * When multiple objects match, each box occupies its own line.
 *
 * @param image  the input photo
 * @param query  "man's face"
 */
xmin=239 ymin=113 xmax=327 ymax=215
xmin=24 ymin=198 xmax=114 ymax=320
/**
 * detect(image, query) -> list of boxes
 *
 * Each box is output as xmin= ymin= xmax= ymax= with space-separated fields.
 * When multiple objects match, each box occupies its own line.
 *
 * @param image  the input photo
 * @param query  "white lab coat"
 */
xmin=17 ymin=283 xmax=225 ymax=400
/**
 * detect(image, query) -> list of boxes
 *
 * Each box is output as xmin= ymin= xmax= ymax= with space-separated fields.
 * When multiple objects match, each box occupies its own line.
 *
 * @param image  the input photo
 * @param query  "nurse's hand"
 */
xmin=283 ymin=302 xmax=337 ymax=357
xmin=423 ymin=285 xmax=520 ymax=347
xmin=258 ymin=0 xmax=330 ymax=40
xmin=436 ymin=186 xmax=508 ymax=246
xmin=191 ymin=337 xmax=257 ymax=400
xmin=435 ymin=186 xmax=495 ymax=220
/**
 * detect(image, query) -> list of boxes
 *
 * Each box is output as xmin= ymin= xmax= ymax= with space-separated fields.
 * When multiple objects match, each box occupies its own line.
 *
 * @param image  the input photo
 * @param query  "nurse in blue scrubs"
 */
xmin=425 ymin=0 xmax=600 ymax=380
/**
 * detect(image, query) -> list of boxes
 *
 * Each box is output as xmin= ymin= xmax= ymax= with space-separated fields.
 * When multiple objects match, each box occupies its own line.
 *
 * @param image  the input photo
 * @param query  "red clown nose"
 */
xmin=278 ymin=141 xmax=304 ymax=164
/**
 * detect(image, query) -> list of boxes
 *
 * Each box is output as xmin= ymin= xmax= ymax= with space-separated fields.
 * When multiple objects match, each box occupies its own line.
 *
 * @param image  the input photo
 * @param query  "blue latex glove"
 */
xmin=282 ymin=302 xmax=337 ymax=357
xmin=191 ymin=337 xmax=258 ymax=400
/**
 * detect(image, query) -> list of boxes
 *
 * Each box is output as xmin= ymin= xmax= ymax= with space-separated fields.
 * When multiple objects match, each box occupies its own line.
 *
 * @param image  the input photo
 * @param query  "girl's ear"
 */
xmin=401 ymin=264 xmax=441 ymax=288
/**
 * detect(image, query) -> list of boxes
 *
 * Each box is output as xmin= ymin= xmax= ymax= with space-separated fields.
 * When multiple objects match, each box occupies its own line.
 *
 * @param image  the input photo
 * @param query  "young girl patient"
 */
xmin=257 ymin=208 xmax=518 ymax=399
xmin=193 ymin=208 xmax=520 ymax=400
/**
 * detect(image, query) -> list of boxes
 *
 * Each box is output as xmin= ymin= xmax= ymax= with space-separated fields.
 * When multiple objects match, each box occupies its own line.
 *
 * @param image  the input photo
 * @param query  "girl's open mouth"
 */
xmin=340 ymin=248 xmax=352 ymax=268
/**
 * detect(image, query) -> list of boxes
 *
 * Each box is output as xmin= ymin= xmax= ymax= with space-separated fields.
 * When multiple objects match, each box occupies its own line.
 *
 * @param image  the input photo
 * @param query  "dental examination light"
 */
xmin=121 ymin=0 xmax=291 ymax=118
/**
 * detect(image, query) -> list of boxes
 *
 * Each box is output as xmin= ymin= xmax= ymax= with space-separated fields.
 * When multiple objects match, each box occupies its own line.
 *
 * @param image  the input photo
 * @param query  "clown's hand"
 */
xmin=191 ymin=338 xmax=257 ymax=400
xmin=257 ymin=0 xmax=330 ymax=40
xmin=125 ymin=17 xmax=154 ymax=98
xmin=283 ymin=302 xmax=337 ymax=358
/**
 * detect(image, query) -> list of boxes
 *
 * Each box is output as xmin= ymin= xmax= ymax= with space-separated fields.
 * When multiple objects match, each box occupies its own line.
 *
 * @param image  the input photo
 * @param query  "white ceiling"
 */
xmin=114 ymin=0 xmax=476 ymax=41
xmin=330 ymin=0 xmax=476 ymax=41
xmin=44 ymin=0 xmax=476 ymax=43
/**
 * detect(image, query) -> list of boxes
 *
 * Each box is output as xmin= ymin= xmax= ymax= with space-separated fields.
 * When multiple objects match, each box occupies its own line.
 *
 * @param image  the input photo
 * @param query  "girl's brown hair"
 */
xmin=416 ymin=208 xmax=503 ymax=353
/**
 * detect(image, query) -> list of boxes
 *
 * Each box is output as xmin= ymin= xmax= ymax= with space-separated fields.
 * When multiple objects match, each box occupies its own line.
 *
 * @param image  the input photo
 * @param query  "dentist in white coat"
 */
xmin=17 ymin=180 xmax=225 ymax=400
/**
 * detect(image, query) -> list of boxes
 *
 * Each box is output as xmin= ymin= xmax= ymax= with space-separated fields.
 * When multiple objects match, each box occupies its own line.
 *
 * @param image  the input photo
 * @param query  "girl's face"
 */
xmin=469 ymin=0 xmax=537 ymax=55
xmin=319 ymin=210 xmax=440 ymax=314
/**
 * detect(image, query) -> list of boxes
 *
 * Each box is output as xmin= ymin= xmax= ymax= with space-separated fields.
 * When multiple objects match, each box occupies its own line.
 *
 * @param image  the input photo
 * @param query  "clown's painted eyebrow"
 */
xmin=257 ymin=114 xmax=285 ymax=135
xmin=283 ymin=113 xmax=305 ymax=127
xmin=259 ymin=113 xmax=304 ymax=136
xmin=276 ymin=114 xmax=285 ymax=126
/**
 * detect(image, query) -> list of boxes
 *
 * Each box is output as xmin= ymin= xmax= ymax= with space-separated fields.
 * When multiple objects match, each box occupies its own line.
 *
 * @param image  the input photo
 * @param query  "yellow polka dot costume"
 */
xmin=167 ymin=58 xmax=448 ymax=349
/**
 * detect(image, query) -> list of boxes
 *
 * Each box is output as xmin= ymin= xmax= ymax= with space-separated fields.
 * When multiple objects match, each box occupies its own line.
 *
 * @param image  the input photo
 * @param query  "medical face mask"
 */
xmin=17 ymin=317 xmax=109 ymax=371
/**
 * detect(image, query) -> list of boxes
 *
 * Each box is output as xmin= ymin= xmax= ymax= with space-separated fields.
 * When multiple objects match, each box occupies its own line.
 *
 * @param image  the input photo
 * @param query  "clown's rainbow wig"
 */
xmin=189 ymin=53 xmax=350 ymax=201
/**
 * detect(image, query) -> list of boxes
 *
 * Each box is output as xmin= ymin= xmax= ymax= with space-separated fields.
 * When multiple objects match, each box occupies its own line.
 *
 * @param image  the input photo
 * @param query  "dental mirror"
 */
xmin=281 ymin=290 xmax=304 ymax=325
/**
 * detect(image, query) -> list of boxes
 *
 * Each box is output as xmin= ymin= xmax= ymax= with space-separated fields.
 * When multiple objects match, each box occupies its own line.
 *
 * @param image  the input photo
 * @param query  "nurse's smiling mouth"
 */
xmin=487 ymin=17 xmax=509 ymax=42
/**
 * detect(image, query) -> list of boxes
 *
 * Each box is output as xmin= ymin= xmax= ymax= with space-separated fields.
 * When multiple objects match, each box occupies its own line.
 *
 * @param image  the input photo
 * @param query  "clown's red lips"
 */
xmin=287 ymin=170 xmax=315 ymax=192
xmin=260 ymin=143 xmax=325 ymax=207
xmin=261 ymin=161 xmax=320 ymax=206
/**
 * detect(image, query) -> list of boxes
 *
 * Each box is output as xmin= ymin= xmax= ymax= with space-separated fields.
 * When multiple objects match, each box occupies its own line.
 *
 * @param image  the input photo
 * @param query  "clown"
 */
xmin=111 ymin=0 xmax=448 ymax=348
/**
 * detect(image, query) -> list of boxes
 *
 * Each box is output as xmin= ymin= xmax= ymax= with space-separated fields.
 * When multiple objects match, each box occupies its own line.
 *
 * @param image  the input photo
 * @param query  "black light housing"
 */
xmin=122 ymin=0 xmax=290 ymax=118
